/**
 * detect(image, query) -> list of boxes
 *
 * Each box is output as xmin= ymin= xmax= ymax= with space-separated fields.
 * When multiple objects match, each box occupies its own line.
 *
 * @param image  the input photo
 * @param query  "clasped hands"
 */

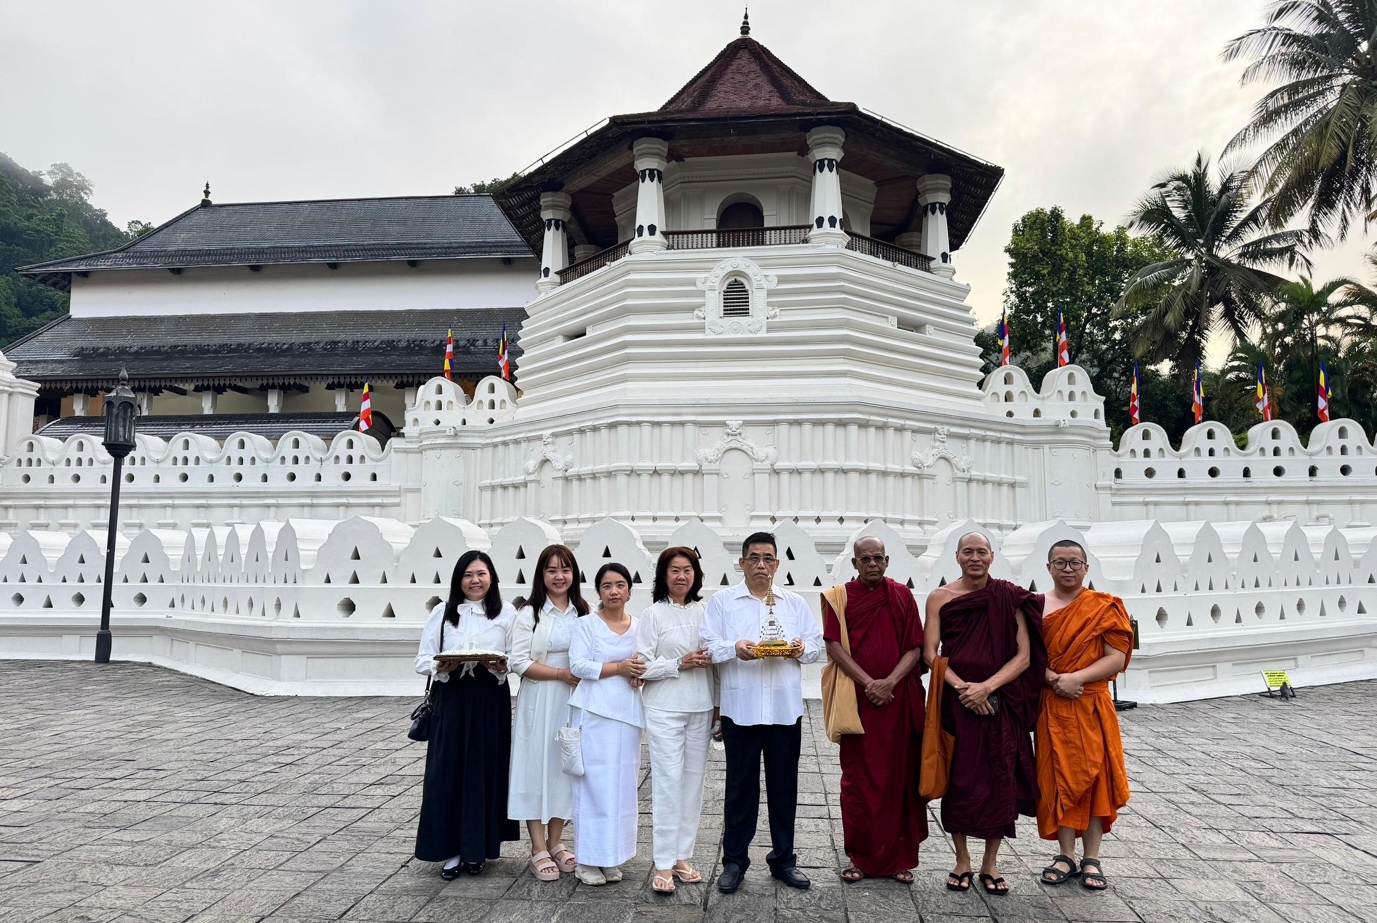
xmin=954 ymin=680 xmax=997 ymax=715
xmin=862 ymin=676 xmax=896 ymax=706
xmin=617 ymin=654 xmax=648 ymax=688
xmin=1046 ymin=672 xmax=1083 ymax=698
xmin=734 ymin=638 xmax=805 ymax=661
xmin=679 ymin=647 xmax=711 ymax=670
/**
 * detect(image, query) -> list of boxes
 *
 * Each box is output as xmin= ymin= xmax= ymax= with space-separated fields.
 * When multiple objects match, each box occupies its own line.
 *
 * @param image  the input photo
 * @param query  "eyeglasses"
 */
xmin=1049 ymin=559 xmax=1086 ymax=571
xmin=856 ymin=555 xmax=886 ymax=565
xmin=744 ymin=555 xmax=778 ymax=565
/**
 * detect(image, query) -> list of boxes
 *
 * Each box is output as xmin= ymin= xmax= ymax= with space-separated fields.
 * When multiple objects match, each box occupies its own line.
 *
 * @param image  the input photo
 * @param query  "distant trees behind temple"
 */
xmin=0 ymin=153 xmax=148 ymax=346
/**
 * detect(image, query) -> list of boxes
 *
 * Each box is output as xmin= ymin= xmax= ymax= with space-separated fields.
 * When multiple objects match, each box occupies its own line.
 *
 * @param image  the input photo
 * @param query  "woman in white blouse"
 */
xmin=508 ymin=544 xmax=590 ymax=882
xmin=413 ymin=550 xmax=519 ymax=879
xmin=568 ymin=563 xmax=647 ymax=886
xmin=637 ymin=546 xmax=715 ymax=894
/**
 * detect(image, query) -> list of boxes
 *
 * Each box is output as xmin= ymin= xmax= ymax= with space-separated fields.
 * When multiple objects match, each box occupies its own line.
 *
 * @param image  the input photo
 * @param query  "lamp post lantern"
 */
xmin=96 ymin=369 xmax=139 ymax=664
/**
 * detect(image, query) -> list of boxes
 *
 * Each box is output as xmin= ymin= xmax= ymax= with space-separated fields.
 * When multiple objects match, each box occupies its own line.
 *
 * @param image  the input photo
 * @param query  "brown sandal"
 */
xmin=893 ymin=869 xmax=914 ymax=884
xmin=841 ymin=866 xmax=865 ymax=883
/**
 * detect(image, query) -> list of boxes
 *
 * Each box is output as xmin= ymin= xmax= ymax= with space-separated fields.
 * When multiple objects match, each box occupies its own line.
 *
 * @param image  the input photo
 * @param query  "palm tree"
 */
xmin=1223 ymin=0 xmax=1377 ymax=241
xmin=1118 ymin=154 xmax=1309 ymax=370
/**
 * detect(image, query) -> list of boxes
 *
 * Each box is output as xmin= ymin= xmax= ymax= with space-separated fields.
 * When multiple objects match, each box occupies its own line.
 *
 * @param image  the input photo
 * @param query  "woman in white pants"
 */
xmin=636 ymin=546 xmax=716 ymax=894
xmin=568 ymin=563 xmax=647 ymax=886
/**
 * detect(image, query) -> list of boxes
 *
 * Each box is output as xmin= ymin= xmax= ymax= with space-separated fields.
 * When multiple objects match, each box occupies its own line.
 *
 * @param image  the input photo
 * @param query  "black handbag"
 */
xmin=408 ymin=619 xmax=442 ymax=741
xmin=408 ymin=679 xmax=434 ymax=741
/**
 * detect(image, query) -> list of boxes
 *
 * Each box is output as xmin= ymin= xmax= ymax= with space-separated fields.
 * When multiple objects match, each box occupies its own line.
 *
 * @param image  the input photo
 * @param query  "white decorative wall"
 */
xmin=1 ymin=513 xmax=1372 ymax=703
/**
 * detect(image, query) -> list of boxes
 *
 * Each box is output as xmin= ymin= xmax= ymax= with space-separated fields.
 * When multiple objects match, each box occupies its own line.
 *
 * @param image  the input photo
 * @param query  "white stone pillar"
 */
xmin=72 ymin=393 xmax=90 ymax=416
xmin=573 ymin=243 xmax=601 ymax=262
xmin=628 ymin=137 xmax=668 ymax=254
xmin=201 ymin=390 xmax=218 ymax=414
xmin=266 ymin=388 xmax=283 ymax=413
xmin=806 ymin=126 xmax=848 ymax=246
xmin=334 ymin=389 xmax=349 ymax=412
xmin=536 ymin=191 xmax=572 ymax=294
xmin=917 ymin=174 xmax=955 ymax=278
xmin=404 ymin=386 xmax=418 ymax=411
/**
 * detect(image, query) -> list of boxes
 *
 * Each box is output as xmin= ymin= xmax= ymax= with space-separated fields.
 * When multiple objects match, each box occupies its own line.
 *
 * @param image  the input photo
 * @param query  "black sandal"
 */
xmin=1078 ymin=858 xmax=1106 ymax=891
xmin=979 ymin=873 xmax=1009 ymax=895
xmin=1040 ymin=854 xmax=1079 ymax=885
xmin=945 ymin=870 xmax=973 ymax=892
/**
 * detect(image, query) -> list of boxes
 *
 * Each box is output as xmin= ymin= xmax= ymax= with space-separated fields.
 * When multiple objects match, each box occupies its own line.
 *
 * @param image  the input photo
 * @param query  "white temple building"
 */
xmin=0 ymin=19 xmax=1374 ymax=704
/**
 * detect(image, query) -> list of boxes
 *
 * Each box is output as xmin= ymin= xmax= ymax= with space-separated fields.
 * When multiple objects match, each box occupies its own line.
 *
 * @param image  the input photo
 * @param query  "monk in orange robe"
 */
xmin=1035 ymin=539 xmax=1132 ymax=892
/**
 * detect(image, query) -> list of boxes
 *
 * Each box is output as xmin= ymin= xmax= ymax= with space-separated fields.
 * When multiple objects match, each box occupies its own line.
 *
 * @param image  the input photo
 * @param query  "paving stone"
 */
xmin=7 ymin=661 xmax=1377 ymax=923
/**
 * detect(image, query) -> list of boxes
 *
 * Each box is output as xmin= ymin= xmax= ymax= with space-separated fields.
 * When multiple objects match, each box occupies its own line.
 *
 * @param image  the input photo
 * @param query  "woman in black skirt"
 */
xmin=414 ymin=549 xmax=520 ymax=878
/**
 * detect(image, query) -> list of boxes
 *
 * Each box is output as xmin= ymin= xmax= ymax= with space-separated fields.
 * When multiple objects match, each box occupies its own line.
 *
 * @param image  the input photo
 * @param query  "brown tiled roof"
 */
xmin=656 ymin=36 xmax=841 ymax=116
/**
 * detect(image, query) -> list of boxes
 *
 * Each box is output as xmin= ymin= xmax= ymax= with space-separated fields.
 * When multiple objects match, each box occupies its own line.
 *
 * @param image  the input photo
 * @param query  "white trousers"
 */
xmin=645 ymin=707 xmax=712 ymax=870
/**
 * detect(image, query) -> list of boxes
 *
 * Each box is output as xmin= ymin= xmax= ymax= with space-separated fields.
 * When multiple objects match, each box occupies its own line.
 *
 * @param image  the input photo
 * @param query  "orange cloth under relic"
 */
xmin=1034 ymin=589 xmax=1133 ymax=840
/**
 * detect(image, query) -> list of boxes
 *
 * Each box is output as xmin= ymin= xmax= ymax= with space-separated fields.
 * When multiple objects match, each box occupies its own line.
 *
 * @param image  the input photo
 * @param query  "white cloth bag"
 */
xmin=557 ymin=709 xmax=585 ymax=777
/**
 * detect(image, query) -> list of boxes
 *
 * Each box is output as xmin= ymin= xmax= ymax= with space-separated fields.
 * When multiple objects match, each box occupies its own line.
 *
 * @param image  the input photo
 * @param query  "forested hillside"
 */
xmin=0 ymin=154 xmax=146 ymax=346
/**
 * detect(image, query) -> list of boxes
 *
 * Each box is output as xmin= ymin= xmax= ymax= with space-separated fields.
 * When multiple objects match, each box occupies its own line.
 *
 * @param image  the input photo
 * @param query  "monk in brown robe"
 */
xmin=822 ymin=537 xmax=926 ymax=884
xmin=922 ymin=532 xmax=1045 ymax=897
xmin=1036 ymin=539 xmax=1132 ymax=892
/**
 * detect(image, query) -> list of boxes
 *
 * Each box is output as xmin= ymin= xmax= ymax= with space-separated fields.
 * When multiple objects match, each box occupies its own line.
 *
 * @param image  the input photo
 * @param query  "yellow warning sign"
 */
xmin=1261 ymin=670 xmax=1291 ymax=689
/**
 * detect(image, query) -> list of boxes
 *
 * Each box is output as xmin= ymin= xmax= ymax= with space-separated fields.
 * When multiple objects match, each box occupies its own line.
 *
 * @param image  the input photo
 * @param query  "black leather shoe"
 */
xmin=440 ymin=863 xmax=462 ymax=881
xmin=462 ymin=861 xmax=485 ymax=876
xmin=717 ymin=862 xmax=745 ymax=893
xmin=771 ymin=866 xmax=811 ymax=890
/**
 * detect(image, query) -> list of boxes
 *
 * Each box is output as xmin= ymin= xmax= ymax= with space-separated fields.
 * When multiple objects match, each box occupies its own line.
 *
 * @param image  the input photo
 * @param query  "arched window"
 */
xmin=721 ymin=278 xmax=751 ymax=316
xmin=718 ymin=200 xmax=764 ymax=229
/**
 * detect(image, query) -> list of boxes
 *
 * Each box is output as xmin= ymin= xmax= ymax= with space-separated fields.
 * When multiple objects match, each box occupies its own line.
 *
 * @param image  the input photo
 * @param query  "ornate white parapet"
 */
xmin=806 ymin=126 xmax=848 ymax=246
xmin=536 ymin=191 xmax=572 ymax=293
xmin=917 ymin=174 xmax=955 ymax=278
xmin=628 ymin=137 xmax=668 ymax=254
xmin=0 ymin=350 xmax=39 ymax=464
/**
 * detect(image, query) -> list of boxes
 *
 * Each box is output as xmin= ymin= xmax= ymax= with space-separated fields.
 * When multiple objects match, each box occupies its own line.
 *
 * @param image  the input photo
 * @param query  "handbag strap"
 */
xmin=822 ymin=585 xmax=853 ymax=655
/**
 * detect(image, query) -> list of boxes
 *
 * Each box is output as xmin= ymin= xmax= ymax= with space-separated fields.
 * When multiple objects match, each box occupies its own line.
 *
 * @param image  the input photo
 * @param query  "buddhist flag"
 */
xmin=1191 ymin=361 xmax=1204 ymax=424
xmin=999 ymin=308 xmax=1011 ymax=367
xmin=1129 ymin=362 xmax=1140 ymax=425
xmin=1318 ymin=360 xmax=1331 ymax=423
xmin=359 ymin=381 xmax=373 ymax=432
xmin=444 ymin=328 xmax=453 ymax=381
xmin=498 ymin=323 xmax=510 ymax=381
xmin=1256 ymin=360 xmax=1271 ymax=422
xmin=1056 ymin=309 xmax=1069 ymax=367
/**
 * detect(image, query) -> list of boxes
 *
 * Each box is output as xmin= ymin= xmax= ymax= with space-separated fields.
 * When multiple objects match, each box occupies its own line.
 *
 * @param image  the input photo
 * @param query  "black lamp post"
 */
xmin=96 ymin=369 xmax=139 ymax=664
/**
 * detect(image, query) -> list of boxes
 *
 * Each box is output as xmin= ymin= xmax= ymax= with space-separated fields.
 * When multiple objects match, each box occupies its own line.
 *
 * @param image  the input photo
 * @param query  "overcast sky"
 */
xmin=3 ymin=0 xmax=1369 ymax=340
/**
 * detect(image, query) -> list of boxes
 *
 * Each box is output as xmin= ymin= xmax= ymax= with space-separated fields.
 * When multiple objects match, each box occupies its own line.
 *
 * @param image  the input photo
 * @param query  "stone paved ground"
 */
xmin=3 ymin=662 xmax=1377 ymax=923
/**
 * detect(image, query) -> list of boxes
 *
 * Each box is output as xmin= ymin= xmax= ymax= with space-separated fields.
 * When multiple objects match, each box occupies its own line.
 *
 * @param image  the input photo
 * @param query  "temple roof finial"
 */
xmin=201 ymin=182 xmax=212 ymax=206
xmin=740 ymin=7 xmax=750 ymax=36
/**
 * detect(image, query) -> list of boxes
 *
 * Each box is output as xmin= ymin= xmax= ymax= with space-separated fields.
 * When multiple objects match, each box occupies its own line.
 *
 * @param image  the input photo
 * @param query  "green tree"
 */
xmin=1118 ymin=153 xmax=1309 ymax=371
xmin=994 ymin=206 xmax=1169 ymax=441
xmin=454 ymin=171 xmax=523 ymax=195
xmin=1224 ymin=0 xmax=1377 ymax=241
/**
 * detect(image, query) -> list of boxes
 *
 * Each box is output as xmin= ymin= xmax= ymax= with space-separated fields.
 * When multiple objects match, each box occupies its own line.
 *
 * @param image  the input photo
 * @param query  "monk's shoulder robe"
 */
xmin=938 ymin=579 xmax=1047 ymax=840
xmin=1035 ymin=589 xmax=1133 ymax=840
xmin=822 ymin=577 xmax=927 ymax=876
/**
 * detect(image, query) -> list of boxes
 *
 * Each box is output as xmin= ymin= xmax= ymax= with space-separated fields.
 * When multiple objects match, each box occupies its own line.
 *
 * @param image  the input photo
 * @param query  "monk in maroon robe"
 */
xmin=822 ymin=537 xmax=926 ymax=883
xmin=923 ymin=533 xmax=1045 ymax=896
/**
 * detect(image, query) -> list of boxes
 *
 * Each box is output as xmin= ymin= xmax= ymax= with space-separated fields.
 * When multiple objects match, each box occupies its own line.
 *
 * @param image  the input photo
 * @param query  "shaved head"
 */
xmin=957 ymin=532 xmax=992 ymax=552
xmin=855 ymin=536 xmax=886 ymax=555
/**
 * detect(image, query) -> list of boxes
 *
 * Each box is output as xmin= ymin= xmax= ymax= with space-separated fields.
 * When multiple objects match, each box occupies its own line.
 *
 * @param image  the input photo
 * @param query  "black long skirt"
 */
xmin=414 ymin=670 xmax=520 ymax=862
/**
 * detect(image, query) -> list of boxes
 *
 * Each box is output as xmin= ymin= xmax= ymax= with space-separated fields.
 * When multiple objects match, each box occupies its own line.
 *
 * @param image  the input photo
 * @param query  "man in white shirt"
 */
xmin=701 ymin=531 xmax=824 ymax=893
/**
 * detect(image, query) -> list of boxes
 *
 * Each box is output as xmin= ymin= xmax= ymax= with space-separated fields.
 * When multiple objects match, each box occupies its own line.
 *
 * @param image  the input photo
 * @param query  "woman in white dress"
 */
xmin=568 ymin=562 xmax=647 ymax=886
xmin=413 ymin=550 xmax=519 ymax=879
xmin=636 ymin=546 xmax=715 ymax=894
xmin=508 ymin=544 xmax=590 ymax=882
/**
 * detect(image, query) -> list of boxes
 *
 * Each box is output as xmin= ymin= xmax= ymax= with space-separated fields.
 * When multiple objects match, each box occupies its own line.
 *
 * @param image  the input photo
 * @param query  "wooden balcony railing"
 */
xmin=664 ymin=226 xmax=812 ymax=250
xmin=555 ymin=227 xmax=932 ymax=285
xmin=848 ymin=232 xmax=936 ymax=272
xmin=558 ymin=241 xmax=630 ymax=284
xmin=845 ymin=233 xmax=933 ymax=273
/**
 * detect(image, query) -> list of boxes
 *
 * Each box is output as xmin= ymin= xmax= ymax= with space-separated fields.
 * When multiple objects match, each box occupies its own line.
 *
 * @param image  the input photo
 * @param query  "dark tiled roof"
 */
xmin=36 ymin=413 xmax=386 ymax=442
xmin=657 ymin=37 xmax=844 ymax=116
xmin=19 ymin=195 xmax=534 ymax=289
xmin=6 ymin=308 xmax=524 ymax=387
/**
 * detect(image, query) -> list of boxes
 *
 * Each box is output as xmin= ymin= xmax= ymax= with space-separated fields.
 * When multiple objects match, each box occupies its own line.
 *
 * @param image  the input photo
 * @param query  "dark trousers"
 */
xmin=721 ymin=715 xmax=802 ymax=871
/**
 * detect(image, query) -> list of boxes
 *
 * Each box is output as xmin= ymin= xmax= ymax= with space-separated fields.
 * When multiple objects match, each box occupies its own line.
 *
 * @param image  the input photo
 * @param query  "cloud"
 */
xmin=2 ymin=0 xmax=1369 ymax=329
